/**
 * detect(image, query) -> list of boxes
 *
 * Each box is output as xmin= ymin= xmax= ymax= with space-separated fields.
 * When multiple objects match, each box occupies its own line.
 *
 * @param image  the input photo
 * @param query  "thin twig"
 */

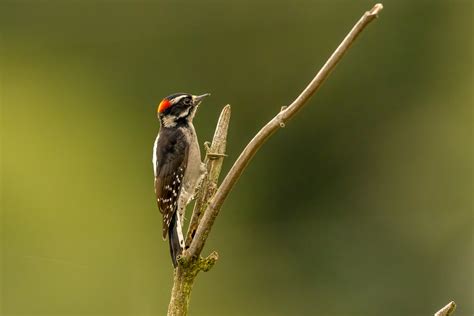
xmin=435 ymin=301 xmax=456 ymax=316
xmin=186 ymin=3 xmax=384 ymax=258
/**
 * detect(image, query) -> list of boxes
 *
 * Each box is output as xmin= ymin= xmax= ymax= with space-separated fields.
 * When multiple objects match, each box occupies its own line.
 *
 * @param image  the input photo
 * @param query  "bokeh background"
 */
xmin=1 ymin=0 xmax=472 ymax=315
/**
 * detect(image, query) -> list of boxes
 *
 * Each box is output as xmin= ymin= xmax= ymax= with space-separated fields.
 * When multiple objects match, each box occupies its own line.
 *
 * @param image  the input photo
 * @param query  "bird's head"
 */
xmin=157 ymin=92 xmax=210 ymax=128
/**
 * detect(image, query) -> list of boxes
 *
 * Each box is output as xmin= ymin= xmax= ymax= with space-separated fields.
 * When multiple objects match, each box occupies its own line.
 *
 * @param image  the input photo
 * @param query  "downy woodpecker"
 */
xmin=153 ymin=92 xmax=208 ymax=267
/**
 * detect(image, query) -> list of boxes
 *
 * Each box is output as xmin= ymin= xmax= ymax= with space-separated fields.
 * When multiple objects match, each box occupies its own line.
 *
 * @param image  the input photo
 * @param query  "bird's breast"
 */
xmin=181 ymin=125 xmax=202 ymax=191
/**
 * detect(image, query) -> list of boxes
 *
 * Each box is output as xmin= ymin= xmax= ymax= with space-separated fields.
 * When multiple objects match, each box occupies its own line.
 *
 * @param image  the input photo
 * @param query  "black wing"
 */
xmin=154 ymin=128 xmax=189 ymax=239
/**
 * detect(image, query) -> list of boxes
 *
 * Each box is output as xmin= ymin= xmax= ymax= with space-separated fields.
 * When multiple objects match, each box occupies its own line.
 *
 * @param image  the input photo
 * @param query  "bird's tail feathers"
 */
xmin=168 ymin=212 xmax=183 ymax=268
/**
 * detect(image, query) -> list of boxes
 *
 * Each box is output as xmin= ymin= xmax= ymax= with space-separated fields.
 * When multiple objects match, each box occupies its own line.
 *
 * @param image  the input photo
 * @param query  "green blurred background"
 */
xmin=1 ymin=0 xmax=472 ymax=315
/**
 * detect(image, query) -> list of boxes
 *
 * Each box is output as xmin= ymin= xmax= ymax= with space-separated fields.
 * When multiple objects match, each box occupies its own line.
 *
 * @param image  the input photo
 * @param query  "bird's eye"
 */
xmin=183 ymin=98 xmax=192 ymax=105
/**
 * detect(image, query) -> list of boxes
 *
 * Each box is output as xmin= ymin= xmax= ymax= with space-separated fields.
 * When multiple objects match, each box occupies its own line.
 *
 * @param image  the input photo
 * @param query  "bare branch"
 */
xmin=435 ymin=301 xmax=456 ymax=316
xmin=185 ymin=105 xmax=231 ymax=249
xmin=187 ymin=3 xmax=384 ymax=258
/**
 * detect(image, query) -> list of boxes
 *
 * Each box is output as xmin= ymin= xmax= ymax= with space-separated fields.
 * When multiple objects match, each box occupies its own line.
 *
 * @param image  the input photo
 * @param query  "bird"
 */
xmin=152 ymin=92 xmax=209 ymax=267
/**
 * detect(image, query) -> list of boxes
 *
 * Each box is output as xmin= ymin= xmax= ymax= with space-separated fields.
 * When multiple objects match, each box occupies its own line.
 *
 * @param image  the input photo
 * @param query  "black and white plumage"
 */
xmin=153 ymin=92 xmax=208 ymax=267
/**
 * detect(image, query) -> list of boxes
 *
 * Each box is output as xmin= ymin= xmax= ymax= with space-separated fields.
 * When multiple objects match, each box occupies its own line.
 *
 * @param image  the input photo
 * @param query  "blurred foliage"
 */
xmin=0 ymin=0 xmax=472 ymax=315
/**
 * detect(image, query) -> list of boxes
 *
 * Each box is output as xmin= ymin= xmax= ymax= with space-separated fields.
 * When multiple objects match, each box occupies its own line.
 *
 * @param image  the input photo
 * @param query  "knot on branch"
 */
xmin=198 ymin=251 xmax=219 ymax=272
xmin=205 ymin=141 xmax=228 ymax=160
xmin=176 ymin=251 xmax=219 ymax=274
xmin=207 ymin=152 xmax=228 ymax=160
xmin=176 ymin=254 xmax=193 ymax=269
xmin=277 ymin=108 xmax=286 ymax=128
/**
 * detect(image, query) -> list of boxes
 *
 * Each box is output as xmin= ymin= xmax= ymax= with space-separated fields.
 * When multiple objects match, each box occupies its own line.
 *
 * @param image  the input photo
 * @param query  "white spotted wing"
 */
xmin=153 ymin=129 xmax=189 ymax=239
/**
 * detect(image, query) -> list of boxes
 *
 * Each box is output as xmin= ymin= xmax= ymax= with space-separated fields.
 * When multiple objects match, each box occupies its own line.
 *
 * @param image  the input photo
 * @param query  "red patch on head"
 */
xmin=158 ymin=99 xmax=171 ymax=113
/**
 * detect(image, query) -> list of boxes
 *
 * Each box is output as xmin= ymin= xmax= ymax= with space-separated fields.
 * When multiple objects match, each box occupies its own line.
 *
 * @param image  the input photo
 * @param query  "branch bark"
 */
xmin=167 ymin=3 xmax=384 ymax=315
xmin=167 ymin=252 xmax=218 ymax=316
xmin=186 ymin=3 xmax=384 ymax=259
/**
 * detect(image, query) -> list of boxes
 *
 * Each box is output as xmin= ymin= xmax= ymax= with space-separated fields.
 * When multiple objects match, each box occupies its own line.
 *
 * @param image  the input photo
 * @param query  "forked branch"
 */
xmin=168 ymin=4 xmax=384 ymax=316
xmin=185 ymin=3 xmax=384 ymax=259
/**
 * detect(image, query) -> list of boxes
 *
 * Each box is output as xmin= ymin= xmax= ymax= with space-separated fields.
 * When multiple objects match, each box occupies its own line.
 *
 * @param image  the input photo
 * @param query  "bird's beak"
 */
xmin=192 ymin=93 xmax=210 ymax=105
